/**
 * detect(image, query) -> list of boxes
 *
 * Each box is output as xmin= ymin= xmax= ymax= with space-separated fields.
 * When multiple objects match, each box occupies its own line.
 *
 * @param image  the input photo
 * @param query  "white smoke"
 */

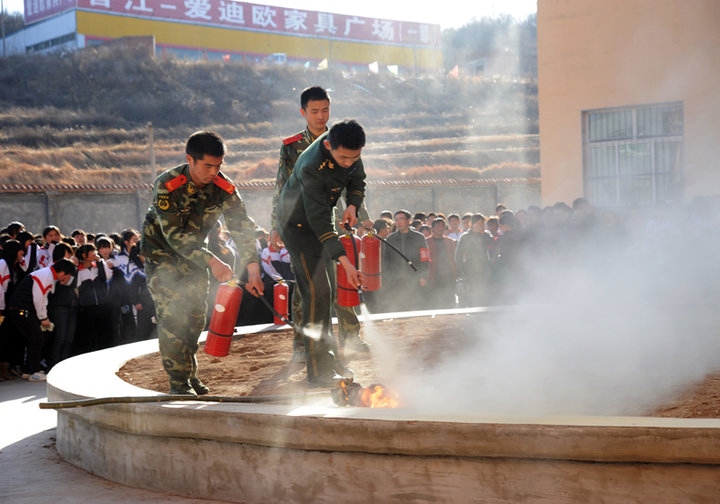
xmin=368 ymin=207 xmax=720 ymax=416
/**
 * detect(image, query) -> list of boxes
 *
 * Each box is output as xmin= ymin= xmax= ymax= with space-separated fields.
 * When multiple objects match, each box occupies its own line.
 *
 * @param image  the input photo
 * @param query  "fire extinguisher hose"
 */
xmin=375 ymin=234 xmax=419 ymax=272
xmin=39 ymin=390 xmax=329 ymax=409
xmin=253 ymin=286 xmax=295 ymax=327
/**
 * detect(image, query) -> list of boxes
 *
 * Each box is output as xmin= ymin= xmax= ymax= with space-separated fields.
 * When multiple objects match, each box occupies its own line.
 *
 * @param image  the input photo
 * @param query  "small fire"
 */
xmin=331 ymin=378 xmax=400 ymax=408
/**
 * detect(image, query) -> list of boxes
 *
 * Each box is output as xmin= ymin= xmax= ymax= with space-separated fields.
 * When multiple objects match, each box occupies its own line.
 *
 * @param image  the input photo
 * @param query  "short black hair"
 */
xmin=52 ymin=242 xmax=74 ymax=262
xmin=394 ymin=209 xmax=411 ymax=220
xmin=52 ymin=258 xmax=77 ymax=276
xmin=301 ymin=86 xmax=330 ymax=109
xmin=499 ymin=210 xmax=517 ymax=228
xmin=75 ymin=243 xmax=96 ymax=261
xmin=327 ymin=120 xmax=365 ymax=151
xmin=7 ymin=222 xmax=24 ymax=237
xmin=471 ymin=213 xmax=487 ymax=225
xmin=373 ymin=218 xmax=391 ymax=233
xmin=16 ymin=231 xmax=34 ymax=246
xmin=186 ymin=131 xmax=226 ymax=160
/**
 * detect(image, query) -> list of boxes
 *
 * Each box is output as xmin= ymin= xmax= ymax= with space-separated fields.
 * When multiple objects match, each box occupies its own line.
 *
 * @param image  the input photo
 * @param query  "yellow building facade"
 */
xmin=537 ymin=0 xmax=720 ymax=207
xmin=18 ymin=0 xmax=442 ymax=72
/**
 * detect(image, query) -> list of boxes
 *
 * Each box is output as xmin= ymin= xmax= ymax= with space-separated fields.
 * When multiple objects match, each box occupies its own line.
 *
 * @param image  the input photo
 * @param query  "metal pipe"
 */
xmin=40 ymin=391 xmax=328 ymax=409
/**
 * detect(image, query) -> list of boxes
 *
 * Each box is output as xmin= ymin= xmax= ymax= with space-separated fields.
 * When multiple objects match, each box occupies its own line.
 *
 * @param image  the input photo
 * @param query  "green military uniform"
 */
xmin=272 ymin=127 xmax=365 ymax=355
xmin=141 ymin=164 xmax=258 ymax=394
xmin=276 ymin=132 xmax=366 ymax=385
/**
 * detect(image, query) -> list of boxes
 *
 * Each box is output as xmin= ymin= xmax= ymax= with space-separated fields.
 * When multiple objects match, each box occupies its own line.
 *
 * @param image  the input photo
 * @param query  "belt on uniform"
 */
xmin=8 ymin=308 xmax=32 ymax=317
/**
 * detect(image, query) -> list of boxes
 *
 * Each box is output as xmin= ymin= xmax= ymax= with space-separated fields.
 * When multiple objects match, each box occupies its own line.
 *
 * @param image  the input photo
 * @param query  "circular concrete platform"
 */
xmin=47 ymin=312 xmax=720 ymax=503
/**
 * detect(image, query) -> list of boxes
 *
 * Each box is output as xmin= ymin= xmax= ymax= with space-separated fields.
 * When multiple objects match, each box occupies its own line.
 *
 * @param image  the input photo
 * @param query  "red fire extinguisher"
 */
xmin=204 ymin=279 xmax=243 ymax=357
xmin=337 ymin=231 xmax=361 ymax=307
xmin=361 ymin=231 xmax=381 ymax=291
xmin=273 ymin=280 xmax=289 ymax=325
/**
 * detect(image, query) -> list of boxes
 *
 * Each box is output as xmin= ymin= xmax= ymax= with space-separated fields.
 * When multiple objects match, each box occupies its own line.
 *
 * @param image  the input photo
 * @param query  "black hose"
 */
xmin=375 ymin=233 xmax=418 ymax=272
xmin=39 ymin=391 xmax=330 ymax=409
xmin=252 ymin=286 xmax=295 ymax=327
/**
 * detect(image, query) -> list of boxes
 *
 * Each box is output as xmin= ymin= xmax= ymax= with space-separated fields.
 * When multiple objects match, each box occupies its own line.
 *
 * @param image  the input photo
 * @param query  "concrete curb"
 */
xmin=47 ymin=313 xmax=720 ymax=503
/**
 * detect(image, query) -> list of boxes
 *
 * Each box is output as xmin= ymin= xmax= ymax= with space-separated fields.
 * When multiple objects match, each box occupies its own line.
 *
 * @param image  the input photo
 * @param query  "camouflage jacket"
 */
xmin=271 ymin=126 xmax=369 ymax=231
xmin=140 ymin=163 xmax=258 ymax=271
xmin=271 ymin=127 xmax=320 ymax=231
xmin=276 ymin=131 xmax=366 ymax=260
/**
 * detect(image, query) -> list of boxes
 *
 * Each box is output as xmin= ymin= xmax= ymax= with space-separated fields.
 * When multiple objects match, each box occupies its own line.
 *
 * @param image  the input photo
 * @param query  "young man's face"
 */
xmin=74 ymin=234 xmax=86 ymax=245
xmin=56 ymin=272 xmax=72 ymax=285
xmin=323 ymin=141 xmax=362 ymax=169
xmin=187 ymin=154 xmax=223 ymax=188
xmin=449 ymin=217 xmax=460 ymax=230
xmin=472 ymin=220 xmax=486 ymax=233
xmin=431 ymin=221 xmax=446 ymax=238
xmin=462 ymin=217 xmax=472 ymax=230
xmin=301 ymin=99 xmax=330 ymax=135
xmin=394 ymin=213 xmax=410 ymax=232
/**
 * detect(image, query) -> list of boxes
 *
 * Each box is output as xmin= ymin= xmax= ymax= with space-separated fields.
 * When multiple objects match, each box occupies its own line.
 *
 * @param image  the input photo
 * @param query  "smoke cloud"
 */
xmin=365 ymin=202 xmax=720 ymax=416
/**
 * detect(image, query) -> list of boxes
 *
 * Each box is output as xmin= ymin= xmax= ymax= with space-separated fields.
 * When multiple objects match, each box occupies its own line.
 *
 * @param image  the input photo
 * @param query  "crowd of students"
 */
xmin=0 ymin=224 xmax=156 ymax=382
xmin=2 ymin=193 xmax=718 ymax=381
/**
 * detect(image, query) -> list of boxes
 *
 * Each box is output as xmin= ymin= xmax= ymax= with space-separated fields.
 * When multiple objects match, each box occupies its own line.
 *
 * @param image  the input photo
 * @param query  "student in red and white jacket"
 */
xmin=6 ymin=259 xmax=76 ymax=381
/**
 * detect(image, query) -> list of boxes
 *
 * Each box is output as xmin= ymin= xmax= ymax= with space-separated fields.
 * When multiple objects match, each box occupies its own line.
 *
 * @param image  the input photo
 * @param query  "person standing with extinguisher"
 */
xmin=270 ymin=86 xmax=370 ymax=361
xmin=140 ymin=131 xmax=264 ymax=396
xmin=276 ymin=120 xmax=366 ymax=388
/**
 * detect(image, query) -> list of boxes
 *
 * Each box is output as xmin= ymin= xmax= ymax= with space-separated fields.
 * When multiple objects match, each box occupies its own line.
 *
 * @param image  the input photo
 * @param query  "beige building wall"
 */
xmin=537 ymin=0 xmax=720 ymax=206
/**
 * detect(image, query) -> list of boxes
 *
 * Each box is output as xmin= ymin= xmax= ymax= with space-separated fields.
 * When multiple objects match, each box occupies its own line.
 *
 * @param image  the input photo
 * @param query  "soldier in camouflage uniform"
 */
xmin=271 ymin=86 xmax=369 ymax=362
xmin=141 ymin=131 xmax=263 ymax=395
xmin=276 ymin=120 xmax=366 ymax=387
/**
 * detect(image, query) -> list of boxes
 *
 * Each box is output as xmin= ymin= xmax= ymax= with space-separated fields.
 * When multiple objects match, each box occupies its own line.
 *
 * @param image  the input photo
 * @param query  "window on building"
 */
xmin=583 ymin=102 xmax=684 ymax=206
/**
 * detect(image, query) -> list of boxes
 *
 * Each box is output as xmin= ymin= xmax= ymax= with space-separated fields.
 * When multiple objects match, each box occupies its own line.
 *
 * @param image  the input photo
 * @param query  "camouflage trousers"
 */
xmin=146 ymin=259 xmax=209 ymax=390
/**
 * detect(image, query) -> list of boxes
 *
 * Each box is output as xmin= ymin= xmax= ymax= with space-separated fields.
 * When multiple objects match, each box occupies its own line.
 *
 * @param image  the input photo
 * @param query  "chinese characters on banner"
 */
xmin=72 ymin=0 xmax=441 ymax=47
xmin=25 ymin=0 xmax=77 ymax=24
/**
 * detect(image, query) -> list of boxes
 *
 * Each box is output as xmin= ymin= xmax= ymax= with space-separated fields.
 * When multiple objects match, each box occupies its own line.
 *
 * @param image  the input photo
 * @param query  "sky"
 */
xmin=1 ymin=0 xmax=537 ymax=29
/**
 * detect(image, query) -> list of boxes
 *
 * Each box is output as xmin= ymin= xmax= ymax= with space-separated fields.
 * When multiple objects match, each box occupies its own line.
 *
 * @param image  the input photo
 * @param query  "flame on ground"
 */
xmin=333 ymin=379 xmax=399 ymax=408
xmin=360 ymin=384 xmax=399 ymax=408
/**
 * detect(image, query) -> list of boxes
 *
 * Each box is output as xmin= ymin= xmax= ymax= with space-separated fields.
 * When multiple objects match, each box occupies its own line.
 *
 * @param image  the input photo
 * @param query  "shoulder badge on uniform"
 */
xmin=165 ymin=174 xmax=187 ymax=192
xmin=213 ymin=176 xmax=235 ymax=194
xmin=157 ymin=194 xmax=171 ymax=211
xmin=282 ymin=133 xmax=303 ymax=146
xmin=318 ymin=159 xmax=334 ymax=171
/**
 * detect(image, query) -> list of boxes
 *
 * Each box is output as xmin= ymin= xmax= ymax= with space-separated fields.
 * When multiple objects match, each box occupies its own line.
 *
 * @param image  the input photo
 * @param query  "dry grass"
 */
xmin=0 ymin=47 xmax=539 ymax=185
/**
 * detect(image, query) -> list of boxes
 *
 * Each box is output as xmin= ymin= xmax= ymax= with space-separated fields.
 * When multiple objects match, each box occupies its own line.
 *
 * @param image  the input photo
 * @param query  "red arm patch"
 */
xmin=213 ymin=176 xmax=236 ymax=194
xmin=282 ymin=133 xmax=303 ymax=145
xmin=165 ymin=174 xmax=187 ymax=192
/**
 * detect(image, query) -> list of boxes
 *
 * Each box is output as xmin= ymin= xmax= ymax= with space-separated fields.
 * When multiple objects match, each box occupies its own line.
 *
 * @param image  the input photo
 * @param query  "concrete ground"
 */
xmin=0 ymin=378 xmax=230 ymax=503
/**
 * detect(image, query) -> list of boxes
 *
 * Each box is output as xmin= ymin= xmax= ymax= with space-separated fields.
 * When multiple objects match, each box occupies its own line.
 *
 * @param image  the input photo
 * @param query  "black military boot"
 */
xmin=169 ymin=380 xmax=197 ymax=395
xmin=190 ymin=378 xmax=210 ymax=395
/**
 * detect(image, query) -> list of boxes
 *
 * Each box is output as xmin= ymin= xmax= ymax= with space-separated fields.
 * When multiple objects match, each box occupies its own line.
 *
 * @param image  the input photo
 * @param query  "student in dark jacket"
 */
xmin=74 ymin=244 xmax=114 ymax=354
xmin=114 ymin=229 xmax=157 ymax=343
xmin=46 ymin=242 xmax=78 ymax=368
xmin=0 ymin=239 xmax=26 ymax=380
